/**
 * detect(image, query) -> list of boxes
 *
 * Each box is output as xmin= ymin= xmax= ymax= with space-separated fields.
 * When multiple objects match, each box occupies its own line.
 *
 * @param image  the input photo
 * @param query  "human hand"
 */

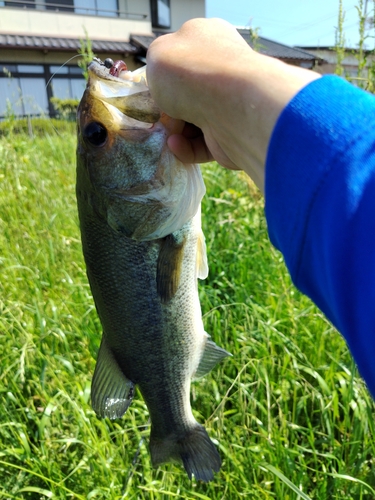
xmin=147 ymin=19 xmax=247 ymax=169
xmin=147 ymin=18 xmax=320 ymax=191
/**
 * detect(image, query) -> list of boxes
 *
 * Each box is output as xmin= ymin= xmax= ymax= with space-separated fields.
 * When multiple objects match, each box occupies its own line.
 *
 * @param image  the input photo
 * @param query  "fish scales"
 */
xmin=81 ymin=218 xmax=195 ymax=427
xmin=76 ymin=59 xmax=230 ymax=482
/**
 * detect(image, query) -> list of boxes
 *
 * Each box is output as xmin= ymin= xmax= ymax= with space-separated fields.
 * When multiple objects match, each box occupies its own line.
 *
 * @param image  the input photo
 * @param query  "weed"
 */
xmin=0 ymin=131 xmax=374 ymax=498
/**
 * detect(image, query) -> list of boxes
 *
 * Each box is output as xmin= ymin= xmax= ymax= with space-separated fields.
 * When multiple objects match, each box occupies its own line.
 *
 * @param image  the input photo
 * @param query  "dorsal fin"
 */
xmin=156 ymin=232 xmax=186 ymax=303
xmin=91 ymin=335 xmax=135 ymax=420
xmin=196 ymin=230 xmax=208 ymax=279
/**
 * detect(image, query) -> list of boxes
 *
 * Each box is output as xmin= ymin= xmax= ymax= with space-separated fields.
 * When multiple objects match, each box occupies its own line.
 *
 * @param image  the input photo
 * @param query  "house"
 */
xmin=296 ymin=46 xmax=375 ymax=82
xmin=0 ymin=0 xmax=205 ymax=118
xmin=239 ymin=29 xmax=320 ymax=69
xmin=127 ymin=29 xmax=322 ymax=70
xmin=0 ymin=1 xmax=320 ymax=119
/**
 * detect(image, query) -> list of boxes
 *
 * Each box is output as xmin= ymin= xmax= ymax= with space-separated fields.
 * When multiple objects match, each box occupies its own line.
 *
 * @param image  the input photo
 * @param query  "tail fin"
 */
xmin=149 ymin=424 xmax=221 ymax=482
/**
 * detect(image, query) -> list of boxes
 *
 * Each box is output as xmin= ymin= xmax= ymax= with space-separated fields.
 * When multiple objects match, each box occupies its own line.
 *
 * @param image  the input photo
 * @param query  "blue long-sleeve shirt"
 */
xmin=265 ymin=75 xmax=375 ymax=396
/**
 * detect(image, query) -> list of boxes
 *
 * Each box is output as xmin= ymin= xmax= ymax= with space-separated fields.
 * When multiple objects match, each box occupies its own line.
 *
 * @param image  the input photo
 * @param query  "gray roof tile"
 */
xmin=238 ymin=29 xmax=317 ymax=61
xmin=0 ymin=30 xmax=319 ymax=63
xmin=132 ymin=29 xmax=319 ymax=62
xmin=0 ymin=34 xmax=139 ymax=54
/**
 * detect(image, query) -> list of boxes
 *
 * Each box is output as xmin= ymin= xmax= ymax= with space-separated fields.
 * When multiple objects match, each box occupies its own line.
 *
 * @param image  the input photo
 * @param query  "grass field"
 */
xmin=1 ymin=129 xmax=375 ymax=499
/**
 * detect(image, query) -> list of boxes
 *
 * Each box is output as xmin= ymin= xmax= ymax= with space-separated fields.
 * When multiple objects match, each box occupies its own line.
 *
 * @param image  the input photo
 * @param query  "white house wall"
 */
xmin=0 ymin=8 xmax=152 ymax=40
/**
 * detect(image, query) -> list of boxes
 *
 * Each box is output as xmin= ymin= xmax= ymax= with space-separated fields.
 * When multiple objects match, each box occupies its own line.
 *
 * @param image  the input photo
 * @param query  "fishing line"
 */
xmin=45 ymin=53 xmax=84 ymax=90
xmin=44 ymin=54 xmax=84 ymax=135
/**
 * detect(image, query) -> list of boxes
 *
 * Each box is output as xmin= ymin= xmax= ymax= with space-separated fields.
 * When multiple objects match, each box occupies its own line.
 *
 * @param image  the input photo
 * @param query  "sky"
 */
xmin=205 ymin=0 xmax=373 ymax=48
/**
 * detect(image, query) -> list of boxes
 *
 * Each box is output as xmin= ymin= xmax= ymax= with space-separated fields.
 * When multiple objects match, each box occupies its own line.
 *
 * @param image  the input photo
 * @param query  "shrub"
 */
xmin=50 ymin=97 xmax=80 ymax=120
xmin=0 ymin=117 xmax=76 ymax=137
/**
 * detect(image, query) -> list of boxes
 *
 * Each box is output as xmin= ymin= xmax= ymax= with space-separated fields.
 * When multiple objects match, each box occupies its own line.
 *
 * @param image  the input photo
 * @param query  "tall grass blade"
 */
xmin=260 ymin=463 xmax=312 ymax=500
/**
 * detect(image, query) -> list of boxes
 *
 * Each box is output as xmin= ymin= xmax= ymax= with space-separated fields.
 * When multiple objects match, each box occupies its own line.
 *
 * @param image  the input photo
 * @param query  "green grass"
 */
xmin=0 ymin=118 xmax=76 ymax=138
xmin=1 ymin=129 xmax=375 ymax=499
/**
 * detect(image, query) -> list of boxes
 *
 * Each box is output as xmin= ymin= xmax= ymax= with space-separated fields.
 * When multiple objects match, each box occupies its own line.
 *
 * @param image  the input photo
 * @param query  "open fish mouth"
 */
xmin=85 ymin=58 xmax=161 ymax=126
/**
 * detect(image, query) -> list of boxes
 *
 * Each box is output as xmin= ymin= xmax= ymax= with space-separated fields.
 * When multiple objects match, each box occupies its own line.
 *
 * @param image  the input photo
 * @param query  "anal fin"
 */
xmin=91 ymin=335 xmax=135 ymax=420
xmin=194 ymin=337 xmax=231 ymax=379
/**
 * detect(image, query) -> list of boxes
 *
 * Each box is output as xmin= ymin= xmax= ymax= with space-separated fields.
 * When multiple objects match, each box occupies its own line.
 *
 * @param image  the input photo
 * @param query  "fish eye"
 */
xmin=104 ymin=58 xmax=114 ymax=69
xmin=83 ymin=122 xmax=108 ymax=147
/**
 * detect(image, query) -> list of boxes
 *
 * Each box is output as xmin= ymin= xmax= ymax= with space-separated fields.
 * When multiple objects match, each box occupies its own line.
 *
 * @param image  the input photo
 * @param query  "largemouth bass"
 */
xmin=76 ymin=59 xmax=230 ymax=482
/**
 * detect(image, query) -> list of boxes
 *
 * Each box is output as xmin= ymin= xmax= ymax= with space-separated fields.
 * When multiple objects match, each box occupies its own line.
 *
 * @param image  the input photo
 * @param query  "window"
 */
xmin=51 ymin=78 xmax=86 ymax=100
xmin=70 ymin=79 xmax=86 ymax=98
xmin=0 ymin=77 xmax=48 ymax=117
xmin=300 ymin=61 xmax=313 ymax=69
xmin=49 ymin=64 xmax=86 ymax=101
xmin=74 ymin=0 xmax=117 ymax=17
xmin=0 ymin=63 xmax=86 ymax=118
xmin=46 ymin=0 xmax=74 ymax=12
xmin=18 ymin=65 xmax=44 ymax=73
xmin=0 ymin=0 xmax=118 ymax=16
xmin=49 ymin=66 xmax=69 ymax=74
xmin=150 ymin=0 xmax=170 ymax=29
xmin=4 ymin=0 xmax=35 ymax=8
xmin=20 ymin=78 xmax=49 ymax=115
xmin=96 ymin=0 xmax=117 ymax=17
xmin=0 ymin=78 xmax=24 ymax=116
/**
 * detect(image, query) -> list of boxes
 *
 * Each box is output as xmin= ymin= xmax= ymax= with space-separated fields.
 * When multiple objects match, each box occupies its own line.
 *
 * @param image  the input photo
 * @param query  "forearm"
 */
xmin=207 ymin=50 xmax=321 ymax=190
xmin=147 ymin=17 xmax=375 ymax=396
xmin=266 ymin=75 xmax=375 ymax=395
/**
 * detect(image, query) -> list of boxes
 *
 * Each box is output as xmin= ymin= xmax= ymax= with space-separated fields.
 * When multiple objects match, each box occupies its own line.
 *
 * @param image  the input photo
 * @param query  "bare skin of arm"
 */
xmin=146 ymin=18 xmax=321 ymax=193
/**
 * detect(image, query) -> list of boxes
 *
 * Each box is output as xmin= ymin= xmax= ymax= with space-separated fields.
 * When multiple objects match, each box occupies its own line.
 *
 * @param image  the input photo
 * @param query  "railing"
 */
xmin=0 ymin=0 xmax=147 ymax=19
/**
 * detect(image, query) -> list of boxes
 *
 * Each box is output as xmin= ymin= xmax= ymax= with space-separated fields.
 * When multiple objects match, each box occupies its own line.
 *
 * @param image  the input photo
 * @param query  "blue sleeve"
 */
xmin=265 ymin=75 xmax=375 ymax=396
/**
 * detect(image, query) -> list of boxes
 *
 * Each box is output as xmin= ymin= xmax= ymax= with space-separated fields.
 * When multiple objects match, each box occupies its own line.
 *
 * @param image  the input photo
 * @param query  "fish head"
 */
xmin=76 ymin=60 xmax=205 ymax=241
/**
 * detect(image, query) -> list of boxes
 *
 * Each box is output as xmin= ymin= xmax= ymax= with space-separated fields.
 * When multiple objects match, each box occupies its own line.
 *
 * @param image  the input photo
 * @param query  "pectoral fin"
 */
xmin=91 ymin=335 xmax=135 ymax=420
xmin=194 ymin=337 xmax=231 ymax=379
xmin=157 ymin=232 xmax=186 ymax=303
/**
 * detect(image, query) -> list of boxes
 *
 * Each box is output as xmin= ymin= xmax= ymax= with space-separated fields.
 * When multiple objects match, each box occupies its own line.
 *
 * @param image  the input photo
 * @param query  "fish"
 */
xmin=76 ymin=58 xmax=230 ymax=482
